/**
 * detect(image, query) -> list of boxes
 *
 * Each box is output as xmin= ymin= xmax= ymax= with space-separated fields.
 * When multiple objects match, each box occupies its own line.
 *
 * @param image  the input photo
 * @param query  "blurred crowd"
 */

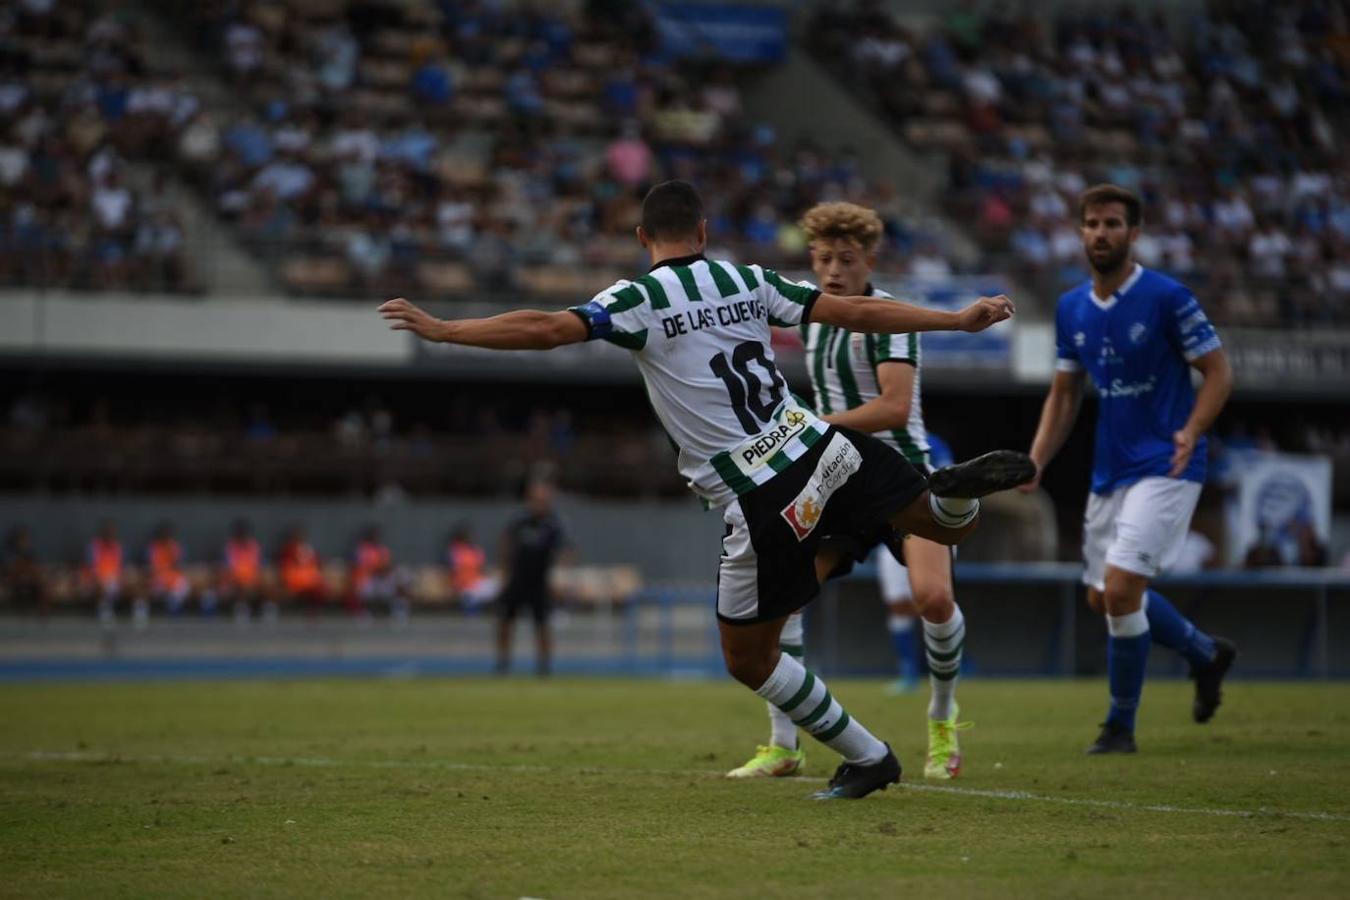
xmin=809 ymin=0 xmax=1350 ymax=327
xmin=0 ymin=517 xmax=499 ymax=623
xmin=1 ymin=0 xmax=951 ymax=298
xmin=0 ymin=0 xmax=195 ymax=291
xmin=3 ymin=0 xmax=1347 ymax=322
xmin=155 ymin=0 xmax=951 ymax=296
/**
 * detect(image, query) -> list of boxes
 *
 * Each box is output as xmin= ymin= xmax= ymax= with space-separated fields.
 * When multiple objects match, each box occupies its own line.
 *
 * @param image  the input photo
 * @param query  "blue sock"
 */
xmin=1145 ymin=590 xmax=1216 ymax=669
xmin=888 ymin=617 xmax=921 ymax=679
xmin=1105 ymin=609 xmax=1151 ymax=733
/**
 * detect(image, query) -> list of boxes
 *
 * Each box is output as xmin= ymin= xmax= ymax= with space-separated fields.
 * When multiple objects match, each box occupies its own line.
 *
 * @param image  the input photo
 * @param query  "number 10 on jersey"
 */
xmin=709 ymin=341 xmax=787 ymax=435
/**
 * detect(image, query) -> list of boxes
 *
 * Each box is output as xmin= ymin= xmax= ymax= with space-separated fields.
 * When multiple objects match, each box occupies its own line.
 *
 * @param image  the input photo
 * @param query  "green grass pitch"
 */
xmin=2 ymin=677 xmax=1347 ymax=898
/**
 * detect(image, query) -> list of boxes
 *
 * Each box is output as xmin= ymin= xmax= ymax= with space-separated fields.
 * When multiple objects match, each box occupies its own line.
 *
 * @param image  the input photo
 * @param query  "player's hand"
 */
xmin=379 ymin=297 xmax=446 ymax=341
xmin=1016 ymin=464 xmax=1042 ymax=493
xmin=1169 ymin=429 xmax=1197 ymax=477
xmin=956 ymin=295 xmax=1015 ymax=332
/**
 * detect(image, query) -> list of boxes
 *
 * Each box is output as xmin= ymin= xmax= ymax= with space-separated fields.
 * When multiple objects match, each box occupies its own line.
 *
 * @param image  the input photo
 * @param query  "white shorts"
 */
xmin=876 ymin=546 xmax=911 ymax=602
xmin=1082 ymin=476 xmax=1202 ymax=590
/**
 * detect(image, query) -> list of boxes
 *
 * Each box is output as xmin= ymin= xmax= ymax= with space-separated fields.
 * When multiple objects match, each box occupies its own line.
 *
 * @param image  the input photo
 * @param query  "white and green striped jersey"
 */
xmin=799 ymin=284 xmax=931 ymax=468
xmin=570 ymin=254 xmax=825 ymax=508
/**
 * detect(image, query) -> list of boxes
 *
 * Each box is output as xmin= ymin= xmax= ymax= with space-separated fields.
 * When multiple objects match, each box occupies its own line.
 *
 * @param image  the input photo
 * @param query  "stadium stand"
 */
xmin=4 ymin=0 xmax=955 ymax=299
xmin=0 ymin=1 xmax=198 ymax=291
xmin=806 ymin=0 xmax=1350 ymax=326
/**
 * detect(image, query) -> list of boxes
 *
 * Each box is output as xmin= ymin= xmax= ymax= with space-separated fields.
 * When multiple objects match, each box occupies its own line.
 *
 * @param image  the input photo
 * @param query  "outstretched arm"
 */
xmin=809 ymin=293 xmax=1014 ymax=334
xmin=379 ymin=298 xmax=588 ymax=350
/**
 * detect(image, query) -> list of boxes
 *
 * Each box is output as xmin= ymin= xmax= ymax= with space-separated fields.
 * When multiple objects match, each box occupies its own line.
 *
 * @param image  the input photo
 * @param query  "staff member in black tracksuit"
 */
xmin=496 ymin=479 xmax=569 ymax=676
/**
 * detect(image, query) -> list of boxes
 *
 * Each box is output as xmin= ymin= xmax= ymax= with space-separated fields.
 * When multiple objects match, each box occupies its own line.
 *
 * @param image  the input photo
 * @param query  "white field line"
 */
xmin=16 ymin=750 xmax=1350 ymax=824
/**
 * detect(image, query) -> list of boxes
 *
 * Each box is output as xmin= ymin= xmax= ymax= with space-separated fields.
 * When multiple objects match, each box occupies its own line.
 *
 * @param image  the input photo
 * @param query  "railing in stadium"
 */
xmin=2 ymin=566 xmax=1346 ymax=681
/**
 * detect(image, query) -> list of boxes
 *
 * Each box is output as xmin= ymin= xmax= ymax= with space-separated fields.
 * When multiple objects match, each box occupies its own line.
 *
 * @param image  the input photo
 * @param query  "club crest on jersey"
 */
xmin=780 ymin=434 xmax=862 ymax=541
xmin=1129 ymin=322 xmax=1148 ymax=344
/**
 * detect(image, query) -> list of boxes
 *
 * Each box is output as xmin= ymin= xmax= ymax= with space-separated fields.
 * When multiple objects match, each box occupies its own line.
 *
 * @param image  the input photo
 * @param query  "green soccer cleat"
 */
xmin=924 ymin=707 xmax=972 ymax=780
xmin=726 ymin=744 xmax=806 ymax=779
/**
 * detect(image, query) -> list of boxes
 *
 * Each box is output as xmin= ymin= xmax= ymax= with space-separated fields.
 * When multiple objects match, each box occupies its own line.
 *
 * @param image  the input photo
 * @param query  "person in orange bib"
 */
xmin=86 ymin=520 xmax=124 ymax=625
xmin=221 ymin=519 xmax=274 ymax=624
xmin=448 ymin=524 xmax=497 ymax=611
xmin=278 ymin=526 xmax=326 ymax=611
xmin=351 ymin=525 xmax=409 ymax=624
xmin=147 ymin=521 xmax=190 ymax=616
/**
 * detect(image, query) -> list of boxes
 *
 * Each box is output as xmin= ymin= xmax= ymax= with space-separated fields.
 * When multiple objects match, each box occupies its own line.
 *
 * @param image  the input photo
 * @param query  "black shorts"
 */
xmin=498 ymin=587 xmax=551 ymax=624
xmin=820 ymin=461 xmax=945 ymax=578
xmin=716 ymin=427 xmax=928 ymax=625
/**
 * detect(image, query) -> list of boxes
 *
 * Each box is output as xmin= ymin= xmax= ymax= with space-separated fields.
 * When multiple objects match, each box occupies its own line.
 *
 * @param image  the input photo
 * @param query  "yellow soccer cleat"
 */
xmin=924 ymin=708 xmax=973 ymax=780
xmin=726 ymin=744 xmax=806 ymax=778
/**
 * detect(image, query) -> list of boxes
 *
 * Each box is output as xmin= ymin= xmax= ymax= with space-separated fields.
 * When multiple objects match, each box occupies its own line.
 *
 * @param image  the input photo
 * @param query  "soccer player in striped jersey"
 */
xmin=380 ymin=180 xmax=1033 ymax=799
xmin=727 ymin=202 xmax=971 ymax=783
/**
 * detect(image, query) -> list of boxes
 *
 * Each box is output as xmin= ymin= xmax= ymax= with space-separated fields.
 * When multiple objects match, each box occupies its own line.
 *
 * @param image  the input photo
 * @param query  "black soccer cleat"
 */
xmin=928 ymin=450 xmax=1038 ymax=499
xmin=1086 ymin=721 xmax=1138 ymax=754
xmin=810 ymin=743 xmax=902 ymax=800
xmin=1191 ymin=637 xmax=1238 ymax=724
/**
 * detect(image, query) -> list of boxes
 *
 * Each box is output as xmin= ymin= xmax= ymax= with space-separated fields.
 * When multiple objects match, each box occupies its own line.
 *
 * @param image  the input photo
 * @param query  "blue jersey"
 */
xmin=1055 ymin=264 xmax=1222 ymax=495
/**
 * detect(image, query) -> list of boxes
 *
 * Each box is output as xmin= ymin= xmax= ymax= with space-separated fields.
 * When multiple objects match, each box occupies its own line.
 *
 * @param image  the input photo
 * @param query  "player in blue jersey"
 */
xmin=1022 ymin=184 xmax=1237 ymax=754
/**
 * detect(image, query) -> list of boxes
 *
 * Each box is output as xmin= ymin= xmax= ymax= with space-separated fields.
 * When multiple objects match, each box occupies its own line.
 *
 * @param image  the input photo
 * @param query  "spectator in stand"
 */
xmin=85 ymin=520 xmax=125 ymax=626
xmin=605 ymin=120 xmax=653 ymax=189
xmin=2 ymin=526 xmax=46 ymax=615
xmin=278 ymin=526 xmax=326 ymax=612
xmin=448 ymin=524 xmax=496 ymax=611
xmin=152 ymin=0 xmax=956 ymax=296
xmin=146 ymin=521 xmax=190 ymax=617
xmin=806 ymin=0 xmax=1350 ymax=327
xmin=411 ymin=54 xmax=454 ymax=106
xmin=350 ymin=525 xmax=408 ymax=624
xmin=0 ymin=3 xmax=202 ymax=293
xmin=220 ymin=519 xmax=271 ymax=624
xmin=496 ymin=479 xmax=570 ymax=677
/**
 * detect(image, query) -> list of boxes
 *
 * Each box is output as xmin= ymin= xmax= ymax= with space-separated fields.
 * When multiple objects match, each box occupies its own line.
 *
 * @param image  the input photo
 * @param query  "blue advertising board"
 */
xmin=655 ymin=3 xmax=788 ymax=64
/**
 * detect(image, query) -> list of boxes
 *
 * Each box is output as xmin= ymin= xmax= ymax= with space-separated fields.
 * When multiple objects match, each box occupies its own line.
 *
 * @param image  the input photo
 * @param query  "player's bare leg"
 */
xmin=903 ymin=535 xmax=971 ymax=778
xmin=719 ymin=544 xmax=900 ymax=799
xmin=888 ymin=490 xmax=974 ymax=545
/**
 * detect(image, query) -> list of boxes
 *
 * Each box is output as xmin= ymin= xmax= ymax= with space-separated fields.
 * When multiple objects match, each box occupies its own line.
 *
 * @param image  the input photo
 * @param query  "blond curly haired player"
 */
xmin=728 ymin=202 xmax=970 ymax=782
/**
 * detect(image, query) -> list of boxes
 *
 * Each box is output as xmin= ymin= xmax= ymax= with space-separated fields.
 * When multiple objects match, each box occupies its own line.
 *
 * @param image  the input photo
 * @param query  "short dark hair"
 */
xmin=1079 ymin=183 xmax=1142 ymax=227
xmin=641 ymin=180 xmax=704 ymax=241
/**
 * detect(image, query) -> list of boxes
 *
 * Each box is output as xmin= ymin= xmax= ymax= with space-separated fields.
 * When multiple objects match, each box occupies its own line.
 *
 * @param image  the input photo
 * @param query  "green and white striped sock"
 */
xmin=924 ymin=605 xmax=965 ymax=721
xmin=754 ymin=649 xmax=886 ymax=765
xmin=766 ymin=612 xmax=804 ymax=749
